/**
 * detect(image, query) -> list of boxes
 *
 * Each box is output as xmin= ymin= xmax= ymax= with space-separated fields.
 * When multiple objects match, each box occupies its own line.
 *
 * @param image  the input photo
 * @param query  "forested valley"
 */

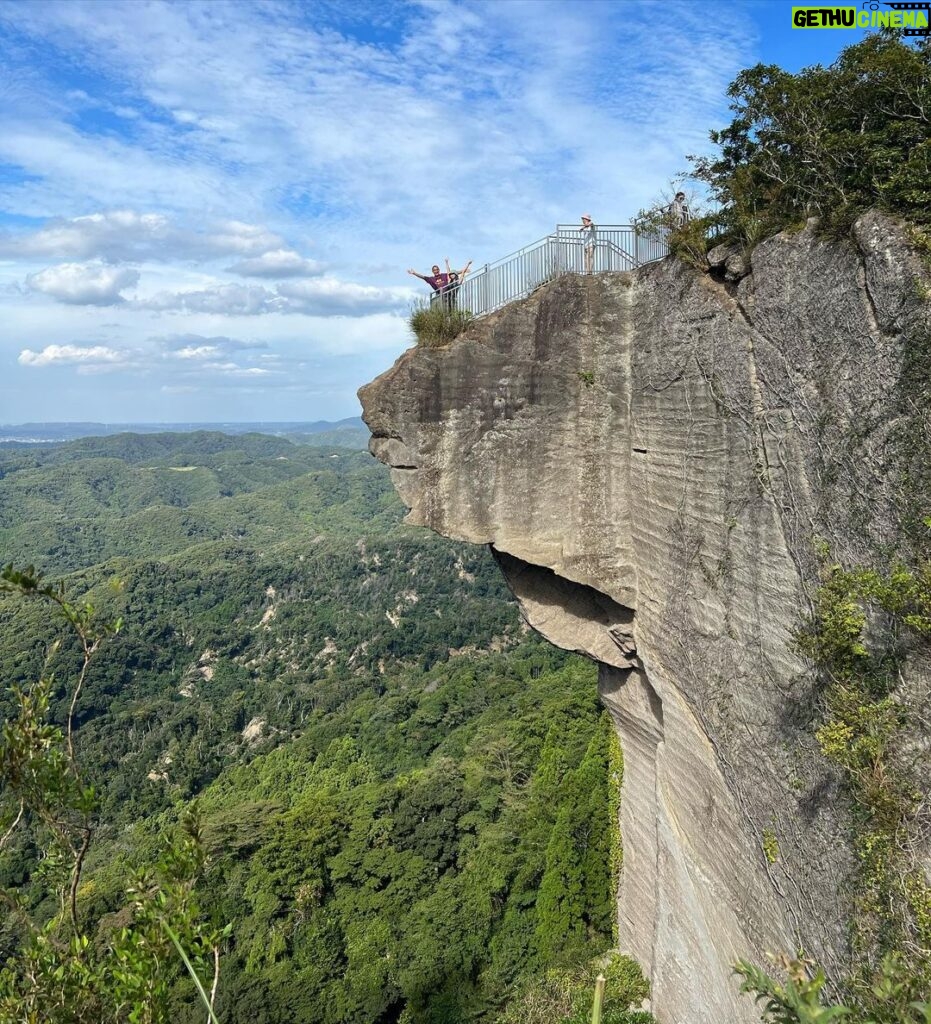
xmin=0 ymin=432 xmax=644 ymax=1024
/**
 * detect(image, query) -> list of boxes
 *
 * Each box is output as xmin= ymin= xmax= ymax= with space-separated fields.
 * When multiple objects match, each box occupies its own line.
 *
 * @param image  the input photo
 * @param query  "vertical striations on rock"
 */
xmin=359 ymin=212 xmax=931 ymax=1023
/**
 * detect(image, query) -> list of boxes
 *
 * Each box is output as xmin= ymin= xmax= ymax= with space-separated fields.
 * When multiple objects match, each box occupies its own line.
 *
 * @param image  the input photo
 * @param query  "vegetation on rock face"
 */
xmin=496 ymin=951 xmax=652 ymax=1024
xmin=410 ymin=302 xmax=475 ymax=348
xmin=736 ymin=953 xmax=931 ymax=1024
xmin=795 ymin=551 xmax=931 ymax=1006
xmin=689 ymin=34 xmax=931 ymax=242
xmin=740 ymin=541 xmax=931 ymax=1023
xmin=0 ymin=434 xmax=633 ymax=1022
xmin=684 ymin=35 xmax=931 ymax=999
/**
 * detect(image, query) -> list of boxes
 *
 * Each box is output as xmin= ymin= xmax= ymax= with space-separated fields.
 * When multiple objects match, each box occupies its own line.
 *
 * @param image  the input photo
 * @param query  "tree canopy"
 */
xmin=691 ymin=34 xmax=931 ymax=239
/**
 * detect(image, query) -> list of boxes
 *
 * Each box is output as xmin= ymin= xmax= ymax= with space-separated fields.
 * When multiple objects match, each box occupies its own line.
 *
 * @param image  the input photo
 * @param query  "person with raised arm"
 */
xmin=407 ymin=264 xmax=449 ymax=293
xmin=442 ymin=257 xmax=473 ymax=309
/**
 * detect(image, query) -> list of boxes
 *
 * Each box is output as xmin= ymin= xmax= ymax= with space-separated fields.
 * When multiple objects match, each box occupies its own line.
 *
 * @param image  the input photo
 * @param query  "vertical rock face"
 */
xmin=359 ymin=213 xmax=931 ymax=1023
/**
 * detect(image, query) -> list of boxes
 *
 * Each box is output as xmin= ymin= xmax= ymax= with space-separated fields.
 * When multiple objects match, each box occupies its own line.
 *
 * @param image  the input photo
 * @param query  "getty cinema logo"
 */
xmin=792 ymin=1 xmax=931 ymax=34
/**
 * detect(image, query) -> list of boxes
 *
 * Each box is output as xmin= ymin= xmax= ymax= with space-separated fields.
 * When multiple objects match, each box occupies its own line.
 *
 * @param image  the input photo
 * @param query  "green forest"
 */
xmin=0 ymin=432 xmax=646 ymax=1023
xmin=2 ymin=27 xmax=929 ymax=1024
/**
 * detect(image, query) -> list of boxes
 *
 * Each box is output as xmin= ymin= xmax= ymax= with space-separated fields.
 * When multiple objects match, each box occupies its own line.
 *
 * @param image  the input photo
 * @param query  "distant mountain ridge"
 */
xmin=0 ymin=417 xmax=367 ymax=444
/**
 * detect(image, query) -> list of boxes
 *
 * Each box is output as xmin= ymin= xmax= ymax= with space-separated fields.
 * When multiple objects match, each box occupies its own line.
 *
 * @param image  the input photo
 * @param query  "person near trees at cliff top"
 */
xmin=667 ymin=192 xmax=691 ymax=229
xmin=579 ymin=214 xmax=596 ymax=274
xmin=442 ymin=257 xmax=473 ymax=309
xmin=408 ymin=264 xmax=449 ymax=294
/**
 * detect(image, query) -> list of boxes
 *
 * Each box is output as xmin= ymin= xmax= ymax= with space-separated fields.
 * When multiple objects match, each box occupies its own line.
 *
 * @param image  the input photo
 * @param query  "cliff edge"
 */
xmin=359 ymin=212 xmax=931 ymax=1022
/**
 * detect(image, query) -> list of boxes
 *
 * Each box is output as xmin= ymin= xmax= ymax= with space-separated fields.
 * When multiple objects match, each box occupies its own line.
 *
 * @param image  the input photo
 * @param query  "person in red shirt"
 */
xmin=408 ymin=264 xmax=449 ymax=292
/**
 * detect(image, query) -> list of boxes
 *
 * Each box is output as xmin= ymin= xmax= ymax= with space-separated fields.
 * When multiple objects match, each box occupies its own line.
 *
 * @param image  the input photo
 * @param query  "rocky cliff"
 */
xmin=359 ymin=212 xmax=931 ymax=1023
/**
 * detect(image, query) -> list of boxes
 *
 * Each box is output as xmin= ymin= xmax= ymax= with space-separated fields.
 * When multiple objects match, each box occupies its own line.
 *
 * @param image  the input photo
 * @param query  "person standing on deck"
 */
xmin=668 ymin=192 xmax=691 ymax=229
xmin=579 ymin=214 xmax=597 ymax=274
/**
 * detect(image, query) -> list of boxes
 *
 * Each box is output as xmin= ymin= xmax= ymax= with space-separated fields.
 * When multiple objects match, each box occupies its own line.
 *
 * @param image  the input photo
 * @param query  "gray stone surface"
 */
xmin=707 ymin=241 xmax=738 ymax=269
xmin=359 ymin=212 xmax=931 ymax=1023
xmin=724 ymin=248 xmax=750 ymax=281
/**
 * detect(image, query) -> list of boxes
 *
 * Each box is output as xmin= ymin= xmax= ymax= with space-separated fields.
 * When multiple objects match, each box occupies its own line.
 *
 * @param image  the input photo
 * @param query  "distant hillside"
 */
xmin=0 ymin=431 xmax=623 ymax=1024
xmin=0 ymin=434 xmax=386 ymax=572
xmin=0 ymin=417 xmax=370 ymax=448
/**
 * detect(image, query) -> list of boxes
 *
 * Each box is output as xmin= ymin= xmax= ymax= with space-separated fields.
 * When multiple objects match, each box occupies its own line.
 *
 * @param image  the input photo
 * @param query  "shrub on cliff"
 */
xmin=410 ymin=302 xmax=474 ymax=348
xmin=0 ymin=566 xmax=224 ymax=1024
xmin=691 ymin=33 xmax=931 ymax=240
xmin=495 ymin=951 xmax=652 ymax=1024
xmin=736 ymin=953 xmax=931 ymax=1024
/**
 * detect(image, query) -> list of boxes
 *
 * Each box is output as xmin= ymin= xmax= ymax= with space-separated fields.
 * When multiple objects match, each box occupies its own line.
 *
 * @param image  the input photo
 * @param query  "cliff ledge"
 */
xmin=359 ymin=212 xmax=931 ymax=1022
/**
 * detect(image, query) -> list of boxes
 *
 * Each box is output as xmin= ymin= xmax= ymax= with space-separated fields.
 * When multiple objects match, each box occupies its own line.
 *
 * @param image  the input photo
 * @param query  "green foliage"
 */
xmin=0 ymin=433 xmax=633 ymax=1022
xmin=639 ymin=201 xmax=721 ymax=268
xmin=790 ymin=548 xmax=931 ymax=1008
xmin=535 ymin=717 xmax=618 ymax=964
xmin=0 ymin=813 xmax=226 ymax=1024
xmin=736 ymin=957 xmax=851 ymax=1024
xmin=690 ymin=34 xmax=931 ymax=240
xmin=0 ymin=570 xmax=222 ymax=1024
xmin=188 ymin=658 xmax=615 ymax=1023
xmin=635 ymin=203 xmax=715 ymax=270
xmin=409 ymin=302 xmax=475 ymax=348
xmin=0 ymin=442 xmax=399 ymax=575
xmin=736 ymin=954 xmax=931 ymax=1024
xmin=607 ymin=725 xmax=623 ymax=942
xmin=666 ymin=216 xmax=716 ymax=270
xmin=495 ymin=951 xmax=653 ymax=1024
xmin=762 ymin=827 xmax=780 ymax=866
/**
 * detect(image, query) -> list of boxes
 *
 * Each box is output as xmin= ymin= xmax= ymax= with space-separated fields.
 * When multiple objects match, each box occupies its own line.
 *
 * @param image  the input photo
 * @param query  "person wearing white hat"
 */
xmin=579 ymin=214 xmax=597 ymax=274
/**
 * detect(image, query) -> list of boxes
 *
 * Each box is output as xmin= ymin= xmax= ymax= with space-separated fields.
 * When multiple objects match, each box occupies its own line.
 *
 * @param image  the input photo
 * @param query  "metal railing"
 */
xmin=429 ymin=223 xmax=669 ymax=319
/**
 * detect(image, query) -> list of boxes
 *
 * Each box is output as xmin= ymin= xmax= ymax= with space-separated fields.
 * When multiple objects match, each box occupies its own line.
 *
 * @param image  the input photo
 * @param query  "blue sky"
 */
xmin=0 ymin=0 xmax=885 ymax=423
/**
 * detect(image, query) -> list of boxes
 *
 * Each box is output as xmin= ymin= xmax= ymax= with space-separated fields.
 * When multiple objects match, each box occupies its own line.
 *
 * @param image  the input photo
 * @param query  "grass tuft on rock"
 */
xmin=410 ymin=302 xmax=474 ymax=348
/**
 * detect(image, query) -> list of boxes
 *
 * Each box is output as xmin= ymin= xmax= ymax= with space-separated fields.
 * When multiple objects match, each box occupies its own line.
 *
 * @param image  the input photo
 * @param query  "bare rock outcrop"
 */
xmin=359 ymin=212 xmax=931 ymax=1023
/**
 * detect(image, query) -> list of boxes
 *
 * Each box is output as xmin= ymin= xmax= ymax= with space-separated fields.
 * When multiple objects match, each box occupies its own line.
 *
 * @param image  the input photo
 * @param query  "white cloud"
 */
xmin=0 ymin=210 xmax=286 ymax=263
xmin=0 ymin=0 xmax=768 ymax=421
xmin=171 ymin=344 xmax=223 ymax=359
xmin=0 ymin=1 xmax=753 ymax=251
xmin=133 ymin=278 xmax=414 ymax=317
xmin=136 ymin=283 xmax=282 ymax=316
xmin=276 ymin=278 xmax=415 ymax=316
xmin=25 ymin=262 xmax=139 ymax=305
xmin=155 ymin=333 xmax=268 ymax=359
xmin=18 ymin=343 xmax=127 ymax=367
xmin=203 ymin=222 xmax=285 ymax=257
xmin=228 ymin=248 xmax=325 ymax=278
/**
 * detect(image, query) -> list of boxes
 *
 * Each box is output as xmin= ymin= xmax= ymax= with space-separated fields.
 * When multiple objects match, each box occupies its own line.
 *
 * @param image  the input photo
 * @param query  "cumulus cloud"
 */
xmin=16 ymin=333 xmax=279 ymax=382
xmin=133 ymin=279 xmax=413 ymax=317
xmin=0 ymin=210 xmax=287 ymax=263
xmin=156 ymin=341 xmax=283 ymax=383
xmin=155 ymin=333 xmax=269 ymax=359
xmin=18 ymin=343 xmax=127 ymax=367
xmin=0 ymin=0 xmax=761 ymax=421
xmin=228 ymin=248 xmax=325 ymax=278
xmin=25 ymin=262 xmax=139 ymax=305
xmin=0 ymin=1 xmax=753 ymax=257
xmin=136 ymin=283 xmax=283 ymax=315
xmin=276 ymin=278 xmax=414 ymax=317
